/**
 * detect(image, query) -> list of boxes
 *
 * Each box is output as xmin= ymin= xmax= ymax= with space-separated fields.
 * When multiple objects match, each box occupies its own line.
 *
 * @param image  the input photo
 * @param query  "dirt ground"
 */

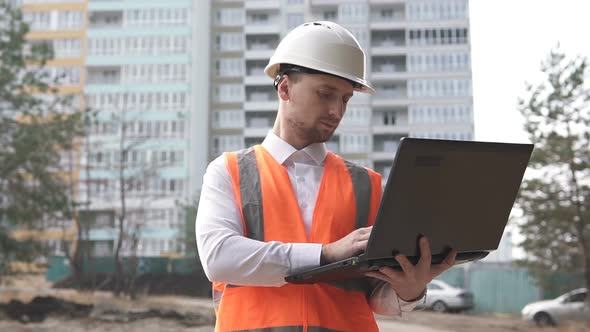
xmin=2 ymin=311 xmax=589 ymax=332
xmin=1 ymin=275 xmax=589 ymax=332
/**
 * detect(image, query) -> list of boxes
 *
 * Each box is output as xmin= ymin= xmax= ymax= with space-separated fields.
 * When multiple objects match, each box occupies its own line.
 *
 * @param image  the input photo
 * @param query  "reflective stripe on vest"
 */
xmin=237 ymin=147 xmax=264 ymax=240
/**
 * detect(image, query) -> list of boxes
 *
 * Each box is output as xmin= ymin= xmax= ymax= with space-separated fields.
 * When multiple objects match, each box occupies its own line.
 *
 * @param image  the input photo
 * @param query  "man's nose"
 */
xmin=328 ymin=100 xmax=345 ymax=119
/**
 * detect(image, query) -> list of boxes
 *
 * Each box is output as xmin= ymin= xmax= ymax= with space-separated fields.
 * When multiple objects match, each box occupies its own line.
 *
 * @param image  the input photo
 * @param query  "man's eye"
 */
xmin=318 ymin=91 xmax=333 ymax=99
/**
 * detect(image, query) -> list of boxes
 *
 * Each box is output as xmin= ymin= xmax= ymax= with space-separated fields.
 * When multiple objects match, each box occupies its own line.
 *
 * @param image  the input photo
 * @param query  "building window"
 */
xmin=212 ymin=135 xmax=243 ymax=155
xmin=409 ymin=105 xmax=472 ymax=124
xmin=216 ymin=32 xmax=244 ymax=52
xmin=214 ymin=110 xmax=243 ymax=129
xmin=408 ymin=52 xmax=470 ymax=72
xmin=287 ymin=13 xmax=304 ymax=30
xmin=216 ymin=8 xmax=244 ymax=26
xmin=58 ymin=11 xmax=84 ymax=30
xmin=407 ymin=0 xmax=468 ymax=21
xmin=214 ymin=84 xmax=244 ymax=103
xmin=408 ymin=28 xmax=469 ymax=46
xmin=340 ymin=134 xmax=369 ymax=153
xmin=24 ymin=11 xmax=51 ymax=30
xmin=323 ymin=10 xmax=337 ymax=21
xmin=249 ymin=13 xmax=269 ymax=24
xmin=342 ymin=106 xmax=369 ymax=126
xmin=216 ymin=58 xmax=243 ymax=77
xmin=339 ymin=3 xmax=368 ymax=23
xmin=408 ymin=79 xmax=471 ymax=98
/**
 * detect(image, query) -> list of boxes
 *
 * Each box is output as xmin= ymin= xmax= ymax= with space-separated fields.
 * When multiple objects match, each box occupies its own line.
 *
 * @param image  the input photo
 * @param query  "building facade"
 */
xmin=81 ymin=0 xmax=202 ymax=256
xmin=17 ymin=0 xmax=472 ymax=257
xmin=210 ymin=0 xmax=474 ymax=188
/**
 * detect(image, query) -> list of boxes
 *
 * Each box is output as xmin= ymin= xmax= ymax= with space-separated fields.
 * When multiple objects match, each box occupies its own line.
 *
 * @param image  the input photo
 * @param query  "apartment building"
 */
xmin=210 ymin=0 xmax=473 ymax=188
xmin=81 ymin=0 xmax=201 ymax=256
xmin=15 ymin=0 xmax=472 ymax=258
xmin=16 ymin=0 xmax=210 ymax=258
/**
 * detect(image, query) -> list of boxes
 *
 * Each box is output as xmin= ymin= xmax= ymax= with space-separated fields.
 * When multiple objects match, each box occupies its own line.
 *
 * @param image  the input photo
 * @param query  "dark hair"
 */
xmin=273 ymin=64 xmax=358 ymax=90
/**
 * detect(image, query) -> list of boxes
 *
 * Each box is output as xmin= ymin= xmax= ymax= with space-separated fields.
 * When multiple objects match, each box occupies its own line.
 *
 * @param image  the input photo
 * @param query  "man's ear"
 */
xmin=277 ymin=75 xmax=290 ymax=101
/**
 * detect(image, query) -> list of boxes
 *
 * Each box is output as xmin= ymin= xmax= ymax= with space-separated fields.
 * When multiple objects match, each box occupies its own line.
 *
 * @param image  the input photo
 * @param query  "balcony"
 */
xmin=244 ymin=61 xmax=269 ymax=85
xmin=245 ymin=45 xmax=274 ymax=59
xmin=372 ymin=109 xmax=410 ymax=135
xmin=245 ymin=112 xmax=274 ymax=136
xmin=372 ymin=139 xmax=399 ymax=161
xmin=245 ymin=14 xmax=281 ymax=34
xmin=372 ymin=84 xmax=408 ymax=99
xmin=369 ymin=6 xmax=405 ymax=29
xmin=373 ymin=135 xmax=403 ymax=152
xmin=244 ymin=91 xmax=278 ymax=111
xmin=245 ymin=0 xmax=281 ymax=10
xmin=371 ymin=56 xmax=408 ymax=81
xmin=311 ymin=0 xmax=342 ymax=5
xmin=371 ymin=30 xmax=406 ymax=55
xmin=245 ymin=36 xmax=278 ymax=59
xmin=86 ymin=66 xmax=121 ymax=85
xmin=88 ymin=11 xmax=123 ymax=29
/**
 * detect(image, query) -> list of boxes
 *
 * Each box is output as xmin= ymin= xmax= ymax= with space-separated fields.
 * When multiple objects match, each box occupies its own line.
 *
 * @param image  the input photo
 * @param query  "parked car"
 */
xmin=417 ymin=279 xmax=475 ymax=313
xmin=521 ymin=288 xmax=588 ymax=326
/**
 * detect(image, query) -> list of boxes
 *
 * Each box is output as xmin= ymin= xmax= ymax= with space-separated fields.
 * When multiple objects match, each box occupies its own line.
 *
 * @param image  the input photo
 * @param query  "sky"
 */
xmin=469 ymin=0 xmax=590 ymax=144
xmin=468 ymin=0 xmax=590 ymax=257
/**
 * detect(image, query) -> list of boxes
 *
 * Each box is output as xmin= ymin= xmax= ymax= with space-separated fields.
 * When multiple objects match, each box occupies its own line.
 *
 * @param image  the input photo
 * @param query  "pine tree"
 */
xmin=0 ymin=3 xmax=84 ymax=278
xmin=517 ymin=46 xmax=590 ymax=299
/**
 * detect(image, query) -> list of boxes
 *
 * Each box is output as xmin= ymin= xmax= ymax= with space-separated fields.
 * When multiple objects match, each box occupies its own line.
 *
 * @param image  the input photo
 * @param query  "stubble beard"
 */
xmin=289 ymin=118 xmax=335 ymax=145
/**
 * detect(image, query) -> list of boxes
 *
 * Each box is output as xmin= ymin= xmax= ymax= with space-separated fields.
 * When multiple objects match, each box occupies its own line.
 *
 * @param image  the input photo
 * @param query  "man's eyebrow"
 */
xmin=317 ymin=84 xmax=354 ymax=97
xmin=317 ymin=84 xmax=338 ymax=91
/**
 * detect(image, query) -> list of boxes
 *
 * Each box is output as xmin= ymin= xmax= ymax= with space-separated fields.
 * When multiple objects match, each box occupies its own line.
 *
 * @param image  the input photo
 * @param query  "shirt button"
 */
xmin=297 ymin=177 xmax=305 ymax=183
xmin=301 ymin=202 xmax=308 ymax=209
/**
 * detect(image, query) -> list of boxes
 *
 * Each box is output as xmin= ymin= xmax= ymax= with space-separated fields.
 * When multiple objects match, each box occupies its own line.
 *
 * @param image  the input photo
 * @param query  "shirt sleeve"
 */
xmin=368 ymin=279 xmax=424 ymax=316
xmin=195 ymin=155 xmax=322 ymax=287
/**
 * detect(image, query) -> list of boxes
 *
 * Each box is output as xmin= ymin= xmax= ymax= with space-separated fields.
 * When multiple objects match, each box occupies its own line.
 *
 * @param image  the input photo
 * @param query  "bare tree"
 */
xmin=86 ymin=92 xmax=178 ymax=297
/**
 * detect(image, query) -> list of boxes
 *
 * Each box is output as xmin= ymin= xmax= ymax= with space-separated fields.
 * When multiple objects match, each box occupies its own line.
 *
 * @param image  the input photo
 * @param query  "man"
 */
xmin=196 ymin=21 xmax=456 ymax=331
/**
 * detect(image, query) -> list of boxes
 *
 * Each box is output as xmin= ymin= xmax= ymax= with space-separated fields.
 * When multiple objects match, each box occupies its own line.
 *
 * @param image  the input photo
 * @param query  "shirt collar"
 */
xmin=261 ymin=130 xmax=328 ymax=166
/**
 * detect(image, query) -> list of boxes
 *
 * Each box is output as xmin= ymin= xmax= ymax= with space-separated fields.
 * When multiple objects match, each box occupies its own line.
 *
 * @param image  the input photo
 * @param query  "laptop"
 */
xmin=285 ymin=137 xmax=534 ymax=284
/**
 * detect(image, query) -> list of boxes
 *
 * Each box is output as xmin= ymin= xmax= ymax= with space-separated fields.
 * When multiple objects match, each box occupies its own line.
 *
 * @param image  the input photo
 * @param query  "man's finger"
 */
xmin=361 ymin=226 xmax=373 ymax=235
xmin=354 ymin=239 xmax=369 ymax=252
xmin=443 ymin=248 xmax=457 ymax=267
xmin=430 ymin=249 xmax=457 ymax=276
xmin=378 ymin=266 xmax=404 ymax=283
xmin=417 ymin=236 xmax=432 ymax=270
xmin=365 ymin=271 xmax=390 ymax=283
xmin=395 ymin=254 xmax=415 ymax=276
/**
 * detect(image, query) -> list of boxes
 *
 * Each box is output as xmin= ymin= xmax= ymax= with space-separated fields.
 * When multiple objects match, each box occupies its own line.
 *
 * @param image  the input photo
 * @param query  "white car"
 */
xmin=521 ymin=288 xmax=589 ymax=326
xmin=418 ymin=279 xmax=475 ymax=313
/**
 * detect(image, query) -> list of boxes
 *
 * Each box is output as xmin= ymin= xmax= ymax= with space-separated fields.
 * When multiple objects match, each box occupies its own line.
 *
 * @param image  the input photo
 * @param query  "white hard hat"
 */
xmin=265 ymin=21 xmax=375 ymax=94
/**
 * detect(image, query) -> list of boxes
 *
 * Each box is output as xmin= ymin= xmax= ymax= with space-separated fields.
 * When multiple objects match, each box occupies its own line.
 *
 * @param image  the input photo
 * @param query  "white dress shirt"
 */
xmin=195 ymin=131 xmax=418 ymax=315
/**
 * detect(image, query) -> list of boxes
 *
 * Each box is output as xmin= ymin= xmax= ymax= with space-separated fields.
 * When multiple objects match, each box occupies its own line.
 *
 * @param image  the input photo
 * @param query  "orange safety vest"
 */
xmin=213 ymin=145 xmax=382 ymax=332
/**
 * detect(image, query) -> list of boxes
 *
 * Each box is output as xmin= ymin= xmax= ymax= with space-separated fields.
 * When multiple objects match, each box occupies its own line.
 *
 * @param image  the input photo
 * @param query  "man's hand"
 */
xmin=321 ymin=226 xmax=372 ymax=265
xmin=365 ymin=236 xmax=457 ymax=301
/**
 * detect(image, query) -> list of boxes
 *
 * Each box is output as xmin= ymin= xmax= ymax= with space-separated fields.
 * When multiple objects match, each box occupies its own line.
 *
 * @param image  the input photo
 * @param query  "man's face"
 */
xmin=283 ymin=73 xmax=354 ymax=144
